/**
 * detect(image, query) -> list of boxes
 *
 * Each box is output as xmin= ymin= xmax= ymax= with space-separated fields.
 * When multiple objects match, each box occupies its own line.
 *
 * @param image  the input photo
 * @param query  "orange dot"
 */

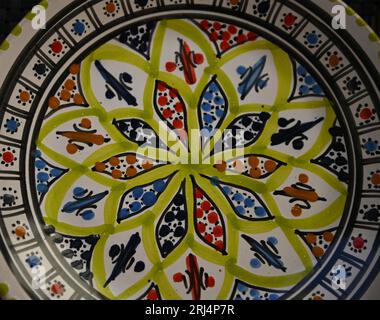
xmin=230 ymin=0 xmax=240 ymax=5
xmin=106 ymin=2 xmax=116 ymax=13
xmin=80 ymin=118 xmax=92 ymax=129
xmin=371 ymin=173 xmax=380 ymax=185
xmin=299 ymin=173 xmax=309 ymax=184
xmin=64 ymin=79 xmax=75 ymax=91
xmin=312 ymin=295 xmax=323 ymax=301
xmin=323 ymin=231 xmax=334 ymax=242
xmin=312 ymin=246 xmax=325 ymax=258
xmin=126 ymin=154 xmax=137 ymax=164
xmin=328 ymin=54 xmax=340 ymax=67
xmin=60 ymin=89 xmax=71 ymax=101
xmin=142 ymin=160 xmax=153 ymax=170
xmin=15 ymin=226 xmax=26 ymax=238
xmin=73 ymin=93 xmax=84 ymax=105
xmin=305 ymin=233 xmax=317 ymax=244
xmin=19 ymin=91 xmax=30 ymax=102
xmin=291 ymin=204 xmax=302 ymax=217
xmin=249 ymin=167 xmax=262 ymax=178
xmin=126 ymin=166 xmax=137 ymax=177
xmin=48 ymin=96 xmax=60 ymax=109
xmin=264 ymin=160 xmax=277 ymax=173
xmin=94 ymin=162 xmax=106 ymax=172
xmin=93 ymin=135 xmax=105 ymax=145
xmin=69 ymin=64 xmax=80 ymax=74
xmin=111 ymin=169 xmax=122 ymax=179
xmin=215 ymin=161 xmax=226 ymax=172
xmin=66 ymin=143 xmax=78 ymax=154
xmin=248 ymin=155 xmax=259 ymax=167
xmin=109 ymin=157 xmax=120 ymax=166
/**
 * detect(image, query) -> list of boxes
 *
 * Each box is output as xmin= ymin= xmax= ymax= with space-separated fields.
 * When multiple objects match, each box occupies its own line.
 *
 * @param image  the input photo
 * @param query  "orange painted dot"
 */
xmin=126 ymin=154 xmax=137 ymax=164
xmin=264 ymin=160 xmax=277 ymax=172
xmin=66 ymin=143 xmax=78 ymax=154
xmin=312 ymin=246 xmax=325 ymax=258
xmin=111 ymin=169 xmax=122 ymax=179
xmin=69 ymin=64 xmax=80 ymax=75
xmin=73 ymin=93 xmax=84 ymax=105
xmin=291 ymin=204 xmax=302 ymax=217
xmin=60 ymin=89 xmax=71 ymax=101
xmin=15 ymin=226 xmax=26 ymax=238
xmin=126 ymin=166 xmax=137 ymax=177
xmin=94 ymin=162 xmax=106 ymax=172
xmin=323 ymin=231 xmax=334 ymax=242
xmin=329 ymin=54 xmax=340 ymax=67
xmin=230 ymin=0 xmax=240 ymax=5
xmin=80 ymin=118 xmax=92 ymax=129
xmin=109 ymin=157 xmax=120 ymax=166
xmin=248 ymin=155 xmax=259 ymax=167
xmin=249 ymin=167 xmax=262 ymax=178
xmin=19 ymin=91 xmax=30 ymax=102
xmin=142 ymin=160 xmax=153 ymax=170
xmin=371 ymin=173 xmax=380 ymax=185
xmin=312 ymin=295 xmax=323 ymax=301
xmin=64 ymin=79 xmax=75 ymax=90
xmin=305 ymin=233 xmax=317 ymax=244
xmin=106 ymin=2 xmax=116 ymax=13
xmin=48 ymin=96 xmax=60 ymax=109
xmin=299 ymin=173 xmax=309 ymax=184
xmin=215 ymin=161 xmax=226 ymax=172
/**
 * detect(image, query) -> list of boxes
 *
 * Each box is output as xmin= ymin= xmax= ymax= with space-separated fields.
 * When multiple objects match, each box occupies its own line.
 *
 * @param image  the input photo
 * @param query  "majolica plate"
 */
xmin=0 ymin=0 xmax=379 ymax=300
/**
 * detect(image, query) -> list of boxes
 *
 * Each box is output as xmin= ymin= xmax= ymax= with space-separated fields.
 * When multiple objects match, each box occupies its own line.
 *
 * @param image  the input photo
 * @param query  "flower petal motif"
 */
xmin=113 ymin=118 xmax=167 ymax=150
xmin=117 ymin=173 xmax=174 ymax=223
xmin=192 ymin=178 xmax=227 ymax=254
xmin=198 ymin=77 xmax=228 ymax=145
xmin=214 ymin=154 xmax=283 ymax=180
xmin=93 ymin=152 xmax=168 ymax=180
xmin=156 ymin=181 xmax=187 ymax=257
xmin=213 ymin=112 xmax=270 ymax=152
xmin=153 ymin=80 xmax=188 ymax=143
xmin=211 ymin=178 xmax=272 ymax=220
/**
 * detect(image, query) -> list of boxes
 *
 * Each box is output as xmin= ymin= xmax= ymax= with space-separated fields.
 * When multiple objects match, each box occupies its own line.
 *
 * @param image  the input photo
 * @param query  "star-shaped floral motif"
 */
xmin=35 ymin=18 xmax=348 ymax=300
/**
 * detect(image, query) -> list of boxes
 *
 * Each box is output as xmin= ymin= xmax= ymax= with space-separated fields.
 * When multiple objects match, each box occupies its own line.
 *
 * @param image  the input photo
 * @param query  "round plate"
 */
xmin=0 ymin=0 xmax=379 ymax=300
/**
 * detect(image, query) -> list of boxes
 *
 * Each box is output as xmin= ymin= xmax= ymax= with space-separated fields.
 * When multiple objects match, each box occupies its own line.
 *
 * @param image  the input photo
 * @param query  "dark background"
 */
xmin=0 ymin=0 xmax=379 ymax=44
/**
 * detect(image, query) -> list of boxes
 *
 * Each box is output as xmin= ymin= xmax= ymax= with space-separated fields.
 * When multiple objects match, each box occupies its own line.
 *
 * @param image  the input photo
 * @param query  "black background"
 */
xmin=0 ymin=0 xmax=379 ymax=44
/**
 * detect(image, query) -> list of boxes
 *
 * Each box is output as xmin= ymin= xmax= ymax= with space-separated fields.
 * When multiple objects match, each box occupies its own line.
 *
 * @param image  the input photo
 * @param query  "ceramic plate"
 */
xmin=0 ymin=0 xmax=379 ymax=300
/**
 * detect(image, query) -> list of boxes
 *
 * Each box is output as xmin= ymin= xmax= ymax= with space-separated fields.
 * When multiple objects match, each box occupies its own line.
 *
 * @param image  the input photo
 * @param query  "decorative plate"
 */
xmin=0 ymin=0 xmax=379 ymax=300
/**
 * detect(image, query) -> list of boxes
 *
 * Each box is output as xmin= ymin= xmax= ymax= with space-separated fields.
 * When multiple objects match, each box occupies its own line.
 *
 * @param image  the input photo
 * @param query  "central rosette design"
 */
xmin=34 ymin=18 xmax=348 ymax=300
